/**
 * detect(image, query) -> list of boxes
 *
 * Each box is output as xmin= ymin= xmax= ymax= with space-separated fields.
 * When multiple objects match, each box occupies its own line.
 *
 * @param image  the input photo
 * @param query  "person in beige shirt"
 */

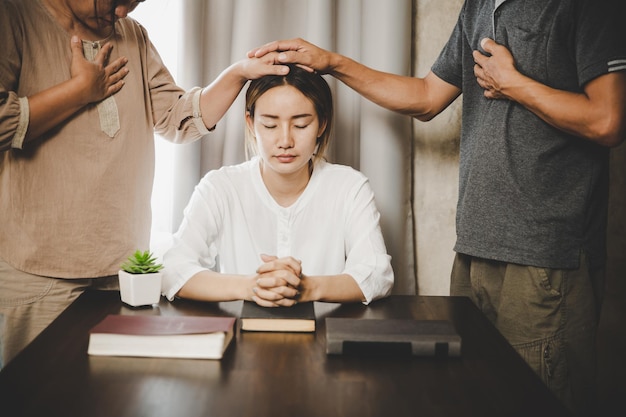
xmin=0 ymin=0 xmax=287 ymax=367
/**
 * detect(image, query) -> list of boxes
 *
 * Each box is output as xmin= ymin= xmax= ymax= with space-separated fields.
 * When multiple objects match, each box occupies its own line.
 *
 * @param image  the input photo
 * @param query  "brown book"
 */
xmin=87 ymin=314 xmax=235 ymax=359
xmin=325 ymin=318 xmax=462 ymax=357
xmin=240 ymin=301 xmax=315 ymax=332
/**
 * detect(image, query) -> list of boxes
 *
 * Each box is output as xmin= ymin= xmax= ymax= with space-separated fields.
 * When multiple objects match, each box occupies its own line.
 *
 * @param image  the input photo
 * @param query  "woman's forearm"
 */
xmin=298 ymin=273 xmax=365 ymax=304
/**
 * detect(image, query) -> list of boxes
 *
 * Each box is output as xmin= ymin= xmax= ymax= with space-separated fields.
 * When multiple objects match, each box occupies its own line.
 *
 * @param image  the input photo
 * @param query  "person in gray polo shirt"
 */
xmin=249 ymin=0 xmax=626 ymax=415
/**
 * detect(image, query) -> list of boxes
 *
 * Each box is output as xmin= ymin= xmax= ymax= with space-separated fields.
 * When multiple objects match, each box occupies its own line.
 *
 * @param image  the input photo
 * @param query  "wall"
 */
xmin=412 ymin=0 xmax=464 ymax=295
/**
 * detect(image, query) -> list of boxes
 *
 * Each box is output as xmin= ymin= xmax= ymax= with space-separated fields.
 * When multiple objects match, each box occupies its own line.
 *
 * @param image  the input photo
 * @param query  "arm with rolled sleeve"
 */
xmin=0 ymin=2 xmax=30 ymax=151
xmin=161 ymin=167 xmax=269 ymax=304
xmin=342 ymin=176 xmax=394 ymax=304
xmin=0 ymin=92 xmax=28 ymax=152
xmin=296 ymin=170 xmax=394 ymax=305
xmin=135 ymin=23 xmax=211 ymax=144
xmin=161 ymin=177 xmax=224 ymax=300
xmin=144 ymin=22 xmax=291 ymax=144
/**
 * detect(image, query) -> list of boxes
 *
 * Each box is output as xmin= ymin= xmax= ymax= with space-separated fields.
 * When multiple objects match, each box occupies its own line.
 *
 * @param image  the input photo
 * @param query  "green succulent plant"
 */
xmin=120 ymin=250 xmax=164 ymax=274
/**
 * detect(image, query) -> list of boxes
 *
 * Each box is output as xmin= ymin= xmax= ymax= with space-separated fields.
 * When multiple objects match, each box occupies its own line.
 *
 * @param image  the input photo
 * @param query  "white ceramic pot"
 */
xmin=118 ymin=270 xmax=163 ymax=307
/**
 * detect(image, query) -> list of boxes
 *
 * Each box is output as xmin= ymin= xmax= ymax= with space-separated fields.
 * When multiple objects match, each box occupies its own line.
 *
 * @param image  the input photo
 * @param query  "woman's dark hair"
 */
xmin=245 ymin=65 xmax=333 ymax=163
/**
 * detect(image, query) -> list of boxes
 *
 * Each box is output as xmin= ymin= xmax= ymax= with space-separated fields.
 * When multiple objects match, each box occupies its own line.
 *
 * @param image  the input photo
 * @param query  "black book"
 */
xmin=240 ymin=301 xmax=315 ymax=332
xmin=325 ymin=318 xmax=461 ymax=357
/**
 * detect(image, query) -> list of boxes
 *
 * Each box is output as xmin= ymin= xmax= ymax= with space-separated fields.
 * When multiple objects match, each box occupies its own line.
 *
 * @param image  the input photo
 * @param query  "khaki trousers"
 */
xmin=451 ymin=252 xmax=603 ymax=417
xmin=0 ymin=258 xmax=118 ymax=368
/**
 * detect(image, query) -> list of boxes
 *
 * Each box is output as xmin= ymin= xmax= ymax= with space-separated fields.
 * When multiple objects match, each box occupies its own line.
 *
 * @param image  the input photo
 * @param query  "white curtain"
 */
xmin=165 ymin=0 xmax=415 ymax=294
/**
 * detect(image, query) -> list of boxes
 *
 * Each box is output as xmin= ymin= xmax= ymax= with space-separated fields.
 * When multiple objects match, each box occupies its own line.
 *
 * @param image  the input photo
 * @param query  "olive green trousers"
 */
xmin=451 ymin=252 xmax=603 ymax=417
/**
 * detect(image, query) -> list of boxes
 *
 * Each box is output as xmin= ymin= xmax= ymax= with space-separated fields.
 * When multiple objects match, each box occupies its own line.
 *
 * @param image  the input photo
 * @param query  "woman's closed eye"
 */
xmin=261 ymin=124 xmax=309 ymax=130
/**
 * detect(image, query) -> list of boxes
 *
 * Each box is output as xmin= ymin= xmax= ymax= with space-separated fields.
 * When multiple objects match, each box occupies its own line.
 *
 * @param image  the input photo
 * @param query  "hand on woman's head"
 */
xmin=247 ymin=38 xmax=329 ymax=74
xmin=238 ymin=53 xmax=290 ymax=82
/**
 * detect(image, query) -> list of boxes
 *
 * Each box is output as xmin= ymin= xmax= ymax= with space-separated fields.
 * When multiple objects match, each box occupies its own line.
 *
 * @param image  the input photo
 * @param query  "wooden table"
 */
xmin=0 ymin=291 xmax=572 ymax=417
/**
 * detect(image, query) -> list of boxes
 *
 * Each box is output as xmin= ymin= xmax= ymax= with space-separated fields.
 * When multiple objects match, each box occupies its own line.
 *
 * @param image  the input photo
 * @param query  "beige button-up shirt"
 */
xmin=0 ymin=0 xmax=209 ymax=278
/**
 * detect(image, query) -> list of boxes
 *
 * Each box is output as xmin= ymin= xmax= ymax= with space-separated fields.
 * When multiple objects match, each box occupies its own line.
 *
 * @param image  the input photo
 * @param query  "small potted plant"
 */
xmin=118 ymin=250 xmax=164 ymax=307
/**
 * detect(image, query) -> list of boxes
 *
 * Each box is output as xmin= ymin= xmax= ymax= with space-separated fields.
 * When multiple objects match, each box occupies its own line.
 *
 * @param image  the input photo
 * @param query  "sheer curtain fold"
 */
xmin=171 ymin=0 xmax=416 ymax=294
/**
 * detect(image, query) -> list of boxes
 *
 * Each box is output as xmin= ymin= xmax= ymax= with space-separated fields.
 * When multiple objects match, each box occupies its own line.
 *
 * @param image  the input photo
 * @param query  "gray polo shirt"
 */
xmin=432 ymin=0 xmax=626 ymax=269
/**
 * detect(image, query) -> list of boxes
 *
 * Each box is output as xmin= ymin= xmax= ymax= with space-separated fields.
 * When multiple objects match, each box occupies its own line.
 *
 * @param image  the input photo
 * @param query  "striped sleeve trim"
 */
xmin=608 ymin=59 xmax=626 ymax=73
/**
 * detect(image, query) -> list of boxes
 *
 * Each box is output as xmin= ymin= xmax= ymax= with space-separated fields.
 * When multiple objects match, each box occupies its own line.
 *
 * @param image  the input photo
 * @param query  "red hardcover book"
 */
xmin=88 ymin=314 xmax=235 ymax=359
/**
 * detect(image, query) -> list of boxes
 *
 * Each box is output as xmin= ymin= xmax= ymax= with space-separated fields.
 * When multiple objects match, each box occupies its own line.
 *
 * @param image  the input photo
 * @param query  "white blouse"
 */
xmin=162 ymin=157 xmax=394 ymax=303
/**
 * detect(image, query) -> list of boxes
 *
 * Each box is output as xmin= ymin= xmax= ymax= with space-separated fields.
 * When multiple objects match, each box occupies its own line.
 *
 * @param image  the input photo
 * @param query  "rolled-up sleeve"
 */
xmin=343 ymin=177 xmax=395 ymax=304
xmin=136 ymin=24 xmax=212 ymax=144
xmin=152 ymin=86 xmax=213 ymax=144
xmin=162 ymin=177 xmax=222 ymax=300
xmin=0 ymin=1 xmax=28 ymax=152
xmin=0 ymin=92 xmax=28 ymax=151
